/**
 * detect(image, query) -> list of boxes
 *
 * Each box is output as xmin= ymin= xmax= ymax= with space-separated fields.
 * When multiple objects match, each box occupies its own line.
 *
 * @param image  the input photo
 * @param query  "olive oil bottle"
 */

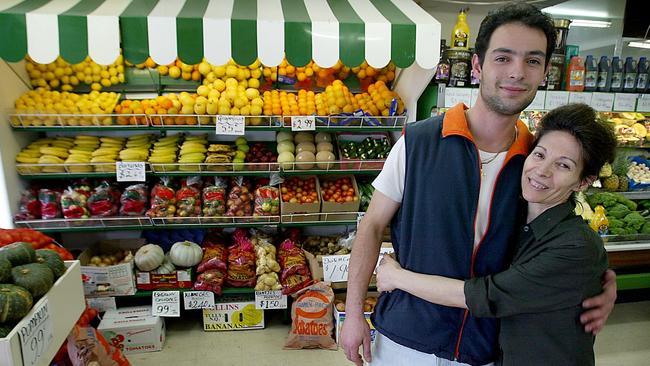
xmin=451 ymin=8 xmax=470 ymax=50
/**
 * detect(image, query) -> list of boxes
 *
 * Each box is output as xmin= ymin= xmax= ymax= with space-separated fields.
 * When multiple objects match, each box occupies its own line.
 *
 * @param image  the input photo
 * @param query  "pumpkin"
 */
xmin=0 ymin=257 xmax=11 ymax=283
xmin=152 ymin=254 xmax=176 ymax=274
xmin=134 ymin=244 xmax=165 ymax=271
xmin=0 ymin=284 xmax=34 ymax=323
xmin=35 ymin=249 xmax=66 ymax=279
xmin=0 ymin=324 xmax=13 ymax=338
xmin=169 ymin=241 xmax=202 ymax=267
xmin=0 ymin=242 xmax=36 ymax=266
xmin=11 ymin=263 xmax=54 ymax=298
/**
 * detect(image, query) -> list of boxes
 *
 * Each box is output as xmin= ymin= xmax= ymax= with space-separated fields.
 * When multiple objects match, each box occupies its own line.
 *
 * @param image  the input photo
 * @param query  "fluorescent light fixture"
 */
xmin=569 ymin=19 xmax=612 ymax=28
xmin=543 ymin=8 xmax=609 ymax=19
xmin=629 ymin=41 xmax=650 ymax=49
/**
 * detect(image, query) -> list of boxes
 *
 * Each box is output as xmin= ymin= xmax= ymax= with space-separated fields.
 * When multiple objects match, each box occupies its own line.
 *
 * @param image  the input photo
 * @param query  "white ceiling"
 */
xmin=417 ymin=0 xmax=568 ymax=14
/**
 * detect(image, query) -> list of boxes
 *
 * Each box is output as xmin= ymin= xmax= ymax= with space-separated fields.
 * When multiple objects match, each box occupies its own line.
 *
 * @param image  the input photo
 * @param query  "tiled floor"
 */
xmin=127 ymin=301 xmax=650 ymax=366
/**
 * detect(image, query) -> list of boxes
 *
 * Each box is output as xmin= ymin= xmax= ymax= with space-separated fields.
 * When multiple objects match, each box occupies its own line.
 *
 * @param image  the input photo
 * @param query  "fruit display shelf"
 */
xmin=132 ymin=287 xmax=255 ymax=298
xmin=587 ymin=189 xmax=650 ymax=200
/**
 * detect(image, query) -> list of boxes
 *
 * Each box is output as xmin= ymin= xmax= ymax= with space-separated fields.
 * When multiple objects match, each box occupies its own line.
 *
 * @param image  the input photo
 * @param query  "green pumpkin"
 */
xmin=0 ymin=257 xmax=10 ymax=282
xmin=0 ymin=242 xmax=36 ymax=266
xmin=35 ymin=249 xmax=66 ymax=279
xmin=11 ymin=263 xmax=53 ymax=298
xmin=0 ymin=284 xmax=33 ymax=323
xmin=0 ymin=324 xmax=13 ymax=338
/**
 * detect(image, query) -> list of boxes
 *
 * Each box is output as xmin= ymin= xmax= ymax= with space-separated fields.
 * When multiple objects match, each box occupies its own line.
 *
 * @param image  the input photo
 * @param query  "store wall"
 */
xmin=0 ymin=61 xmax=32 ymax=227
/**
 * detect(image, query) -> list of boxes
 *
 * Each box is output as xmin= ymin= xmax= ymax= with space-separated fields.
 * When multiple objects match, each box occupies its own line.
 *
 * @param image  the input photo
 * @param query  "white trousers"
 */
xmin=368 ymin=332 xmax=495 ymax=366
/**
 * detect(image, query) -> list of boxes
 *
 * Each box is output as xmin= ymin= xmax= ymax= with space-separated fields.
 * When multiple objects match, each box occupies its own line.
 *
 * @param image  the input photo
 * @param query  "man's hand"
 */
xmin=340 ymin=314 xmax=372 ymax=366
xmin=581 ymin=269 xmax=617 ymax=334
xmin=376 ymin=254 xmax=402 ymax=293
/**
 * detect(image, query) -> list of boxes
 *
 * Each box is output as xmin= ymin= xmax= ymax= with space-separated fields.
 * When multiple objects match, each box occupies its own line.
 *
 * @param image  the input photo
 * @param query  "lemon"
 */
xmin=168 ymin=66 xmax=181 ymax=78
xmin=197 ymin=85 xmax=210 ymax=97
xmin=226 ymin=65 xmax=238 ymax=78
xmin=198 ymin=61 xmax=211 ymax=75
xmin=91 ymin=82 xmax=102 ymax=91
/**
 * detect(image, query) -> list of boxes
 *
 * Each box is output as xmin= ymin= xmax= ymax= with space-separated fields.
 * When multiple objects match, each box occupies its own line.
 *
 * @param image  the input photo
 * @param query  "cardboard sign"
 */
xmin=152 ymin=291 xmax=180 ymax=317
xmin=291 ymin=116 xmax=316 ymax=131
xmin=322 ymin=255 xmax=350 ymax=282
xmin=590 ymin=92 xmax=615 ymax=111
xmin=614 ymin=93 xmax=637 ymax=111
xmin=19 ymin=300 xmax=53 ymax=366
xmin=116 ymin=162 xmax=146 ymax=182
xmin=255 ymin=290 xmax=287 ymax=309
xmin=544 ymin=91 xmax=570 ymax=109
xmin=183 ymin=291 xmax=215 ymax=310
xmin=216 ymin=115 xmax=245 ymax=135
xmin=444 ymin=87 xmax=472 ymax=108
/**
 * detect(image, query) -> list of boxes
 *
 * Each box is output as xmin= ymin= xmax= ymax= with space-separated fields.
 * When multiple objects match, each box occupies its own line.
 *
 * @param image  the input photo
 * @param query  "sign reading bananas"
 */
xmin=116 ymin=161 xmax=146 ymax=182
xmin=203 ymin=301 xmax=265 ymax=331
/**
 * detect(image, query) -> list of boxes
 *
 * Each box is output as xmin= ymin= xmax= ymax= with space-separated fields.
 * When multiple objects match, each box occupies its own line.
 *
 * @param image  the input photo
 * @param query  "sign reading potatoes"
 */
xmin=202 ymin=301 xmax=264 ymax=331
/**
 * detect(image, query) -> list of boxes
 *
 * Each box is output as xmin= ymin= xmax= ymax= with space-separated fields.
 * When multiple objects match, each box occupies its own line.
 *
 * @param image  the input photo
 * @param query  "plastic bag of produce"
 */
xmin=225 ymin=229 xmax=257 ymax=287
xmin=278 ymin=238 xmax=312 ymax=295
xmin=284 ymin=281 xmax=337 ymax=350
xmin=66 ymin=325 xmax=130 ymax=366
xmin=253 ymin=174 xmax=281 ymax=217
xmin=226 ymin=176 xmax=253 ymax=217
xmin=193 ymin=269 xmax=226 ymax=295
xmin=15 ymin=188 xmax=41 ymax=220
xmin=197 ymin=230 xmax=228 ymax=272
xmin=176 ymin=176 xmax=202 ymax=217
xmin=119 ymin=184 xmax=148 ymax=216
xmin=87 ymin=181 xmax=120 ymax=217
xmin=146 ymin=177 xmax=176 ymax=218
xmin=39 ymin=188 xmax=62 ymax=219
xmin=202 ymin=177 xmax=227 ymax=218
xmin=61 ymin=187 xmax=90 ymax=219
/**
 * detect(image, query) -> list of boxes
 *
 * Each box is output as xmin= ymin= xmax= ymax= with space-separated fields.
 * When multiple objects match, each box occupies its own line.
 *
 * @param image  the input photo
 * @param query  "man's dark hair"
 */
xmin=474 ymin=2 xmax=557 ymax=67
xmin=534 ymin=103 xmax=616 ymax=179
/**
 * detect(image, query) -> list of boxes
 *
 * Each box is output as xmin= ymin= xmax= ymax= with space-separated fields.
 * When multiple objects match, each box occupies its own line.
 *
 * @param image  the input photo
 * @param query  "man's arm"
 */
xmin=341 ymin=191 xmax=400 ymax=366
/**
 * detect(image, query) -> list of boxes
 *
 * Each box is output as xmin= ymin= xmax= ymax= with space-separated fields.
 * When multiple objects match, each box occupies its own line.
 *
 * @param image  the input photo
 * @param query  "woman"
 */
xmin=376 ymin=103 xmax=616 ymax=366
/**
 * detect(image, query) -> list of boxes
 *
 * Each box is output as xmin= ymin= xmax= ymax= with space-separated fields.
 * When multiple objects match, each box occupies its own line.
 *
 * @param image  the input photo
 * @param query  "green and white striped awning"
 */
xmin=0 ymin=0 xmax=440 ymax=69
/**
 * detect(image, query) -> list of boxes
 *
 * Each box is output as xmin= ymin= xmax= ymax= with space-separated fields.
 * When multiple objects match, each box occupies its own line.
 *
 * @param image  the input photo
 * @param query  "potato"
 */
xmin=90 ymin=256 xmax=102 ymax=265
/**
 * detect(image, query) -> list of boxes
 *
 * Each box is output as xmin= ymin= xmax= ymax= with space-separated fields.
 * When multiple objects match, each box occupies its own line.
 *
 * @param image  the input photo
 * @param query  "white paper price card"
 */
xmin=216 ymin=115 xmax=245 ymax=135
xmin=638 ymin=96 xmax=650 ymax=112
xmin=357 ymin=212 xmax=365 ymax=226
xmin=525 ymin=91 xmax=546 ymax=110
xmin=590 ymin=93 xmax=615 ymax=111
xmin=544 ymin=91 xmax=569 ymax=109
xmin=87 ymin=297 xmax=117 ymax=312
xmin=255 ymin=290 xmax=288 ymax=309
xmin=444 ymin=87 xmax=472 ymax=108
xmin=614 ymin=93 xmax=637 ymax=111
xmin=323 ymin=254 xmax=350 ymax=282
xmin=19 ymin=300 xmax=53 ymax=366
xmin=152 ymin=291 xmax=181 ymax=317
xmin=183 ymin=291 xmax=215 ymax=310
xmin=116 ymin=161 xmax=145 ymax=182
xmin=569 ymin=92 xmax=592 ymax=105
xmin=291 ymin=115 xmax=316 ymax=131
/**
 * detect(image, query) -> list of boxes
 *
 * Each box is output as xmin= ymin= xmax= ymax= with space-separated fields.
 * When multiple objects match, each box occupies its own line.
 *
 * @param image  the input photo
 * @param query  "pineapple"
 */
xmin=602 ymin=174 xmax=619 ymax=191
xmin=599 ymin=162 xmax=613 ymax=179
xmin=612 ymin=157 xmax=630 ymax=192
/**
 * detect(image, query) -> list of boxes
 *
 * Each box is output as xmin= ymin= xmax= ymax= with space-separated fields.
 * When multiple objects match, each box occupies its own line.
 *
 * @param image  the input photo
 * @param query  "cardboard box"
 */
xmin=136 ymin=268 xmax=193 ymax=290
xmin=280 ymin=175 xmax=321 ymax=222
xmin=319 ymin=175 xmax=360 ymax=221
xmin=78 ymin=239 xmax=143 ymax=297
xmin=98 ymin=306 xmax=165 ymax=354
xmin=202 ymin=301 xmax=265 ymax=331
xmin=333 ymin=307 xmax=376 ymax=345
xmin=336 ymin=132 xmax=390 ymax=170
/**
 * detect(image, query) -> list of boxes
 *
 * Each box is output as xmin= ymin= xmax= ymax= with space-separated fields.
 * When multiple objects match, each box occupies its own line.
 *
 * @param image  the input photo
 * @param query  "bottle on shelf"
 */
xmin=637 ymin=57 xmax=649 ymax=93
xmin=624 ymin=57 xmax=638 ymax=93
xmin=597 ymin=56 xmax=612 ymax=92
xmin=434 ymin=39 xmax=450 ymax=85
xmin=589 ymin=205 xmax=609 ymax=237
xmin=566 ymin=56 xmax=585 ymax=92
xmin=584 ymin=55 xmax=597 ymax=92
xmin=451 ymin=8 xmax=470 ymax=50
xmin=610 ymin=56 xmax=624 ymax=92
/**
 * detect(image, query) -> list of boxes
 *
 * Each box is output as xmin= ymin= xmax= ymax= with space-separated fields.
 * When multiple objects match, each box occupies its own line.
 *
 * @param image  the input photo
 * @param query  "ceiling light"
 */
xmin=628 ymin=41 xmax=650 ymax=49
xmin=569 ymin=20 xmax=611 ymax=28
xmin=543 ymin=8 xmax=609 ymax=19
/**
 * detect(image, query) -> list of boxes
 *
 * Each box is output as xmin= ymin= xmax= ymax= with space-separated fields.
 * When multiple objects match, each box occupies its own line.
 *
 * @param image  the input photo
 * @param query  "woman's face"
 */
xmin=522 ymin=130 xmax=589 ymax=209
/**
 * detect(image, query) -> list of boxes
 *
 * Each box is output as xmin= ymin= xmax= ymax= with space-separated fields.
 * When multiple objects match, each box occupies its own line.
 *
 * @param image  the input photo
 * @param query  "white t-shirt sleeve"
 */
xmin=372 ymin=135 xmax=405 ymax=203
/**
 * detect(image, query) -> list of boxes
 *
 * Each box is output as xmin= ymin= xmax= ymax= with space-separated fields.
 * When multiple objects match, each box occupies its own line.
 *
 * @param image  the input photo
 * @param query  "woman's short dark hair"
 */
xmin=475 ymin=2 xmax=556 ymax=67
xmin=533 ymin=103 xmax=616 ymax=179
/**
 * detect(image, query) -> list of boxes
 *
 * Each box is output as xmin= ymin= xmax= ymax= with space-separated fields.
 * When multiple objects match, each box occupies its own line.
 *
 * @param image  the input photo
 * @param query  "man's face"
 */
xmin=474 ymin=22 xmax=548 ymax=116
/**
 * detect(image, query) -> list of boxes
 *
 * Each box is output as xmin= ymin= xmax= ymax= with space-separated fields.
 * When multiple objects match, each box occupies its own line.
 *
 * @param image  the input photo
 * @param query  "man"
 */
xmin=341 ymin=3 xmax=617 ymax=366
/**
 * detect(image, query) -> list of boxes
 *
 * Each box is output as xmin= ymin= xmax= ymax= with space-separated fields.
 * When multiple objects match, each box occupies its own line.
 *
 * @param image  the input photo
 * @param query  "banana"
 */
xmin=16 ymin=156 xmax=40 ymax=163
xmin=51 ymin=142 xmax=75 ymax=149
xmin=180 ymin=148 xmax=207 ymax=156
xmin=99 ymin=143 xmax=125 ymax=149
xmin=100 ymin=136 xmax=126 ymax=143
xmin=18 ymin=150 xmax=42 ymax=158
xmin=68 ymin=149 xmax=93 ymax=156
xmin=74 ymin=142 xmax=100 ymax=149
xmin=178 ymin=152 xmax=206 ymax=161
xmin=39 ymin=155 xmax=65 ymax=164
xmin=39 ymin=147 xmax=69 ymax=158
xmin=92 ymin=148 xmax=121 ymax=157
xmin=90 ymin=156 xmax=117 ymax=163
xmin=74 ymin=135 xmax=100 ymax=142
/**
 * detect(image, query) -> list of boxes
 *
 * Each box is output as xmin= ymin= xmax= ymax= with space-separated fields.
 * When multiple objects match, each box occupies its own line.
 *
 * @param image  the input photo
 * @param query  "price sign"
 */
xmin=544 ymin=91 xmax=569 ymax=109
xmin=525 ymin=91 xmax=546 ymax=110
xmin=444 ymin=87 xmax=472 ymax=108
xmin=183 ymin=291 xmax=215 ymax=310
xmin=152 ymin=291 xmax=180 ymax=317
xmin=216 ymin=115 xmax=245 ymax=135
xmin=569 ymin=92 xmax=592 ymax=105
xmin=614 ymin=93 xmax=638 ymax=111
xmin=357 ymin=212 xmax=365 ymax=227
xmin=590 ymin=92 xmax=615 ymax=111
xmin=19 ymin=300 xmax=53 ymax=366
xmin=638 ymin=96 xmax=650 ymax=112
xmin=291 ymin=116 xmax=316 ymax=131
xmin=255 ymin=290 xmax=288 ymax=309
xmin=116 ymin=161 xmax=145 ymax=182
xmin=87 ymin=297 xmax=117 ymax=312
xmin=322 ymin=255 xmax=350 ymax=282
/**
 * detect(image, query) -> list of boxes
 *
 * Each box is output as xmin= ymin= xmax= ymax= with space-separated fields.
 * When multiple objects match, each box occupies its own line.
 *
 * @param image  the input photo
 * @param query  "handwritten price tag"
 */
xmin=291 ymin=116 xmax=316 ymax=131
xmin=569 ymin=92 xmax=592 ymax=105
xmin=255 ymin=290 xmax=287 ymax=309
xmin=544 ymin=91 xmax=569 ymax=109
xmin=323 ymin=255 xmax=350 ymax=282
xmin=444 ymin=87 xmax=472 ymax=108
xmin=614 ymin=93 xmax=638 ymax=111
xmin=638 ymin=96 xmax=650 ymax=112
xmin=183 ymin=291 xmax=215 ymax=310
xmin=152 ymin=291 xmax=180 ymax=317
xmin=590 ymin=93 xmax=615 ymax=111
xmin=19 ymin=300 xmax=53 ymax=366
xmin=216 ymin=115 xmax=245 ymax=136
xmin=525 ymin=91 xmax=546 ymax=110
xmin=87 ymin=297 xmax=117 ymax=312
xmin=116 ymin=161 xmax=145 ymax=182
